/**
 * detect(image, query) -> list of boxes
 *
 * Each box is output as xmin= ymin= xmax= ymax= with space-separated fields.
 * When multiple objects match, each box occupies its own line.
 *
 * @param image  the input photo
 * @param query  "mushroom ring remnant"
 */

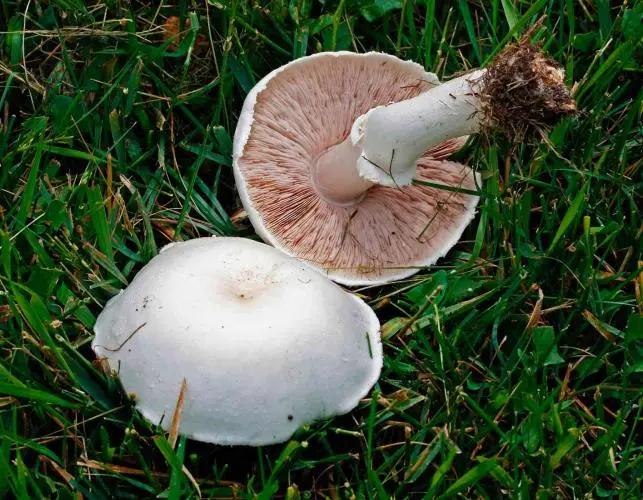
xmin=92 ymin=237 xmax=382 ymax=446
xmin=233 ymin=51 xmax=480 ymax=287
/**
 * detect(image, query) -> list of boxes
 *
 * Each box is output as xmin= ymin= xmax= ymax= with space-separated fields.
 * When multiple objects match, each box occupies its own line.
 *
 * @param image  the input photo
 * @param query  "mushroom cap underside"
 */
xmin=234 ymin=52 xmax=480 ymax=286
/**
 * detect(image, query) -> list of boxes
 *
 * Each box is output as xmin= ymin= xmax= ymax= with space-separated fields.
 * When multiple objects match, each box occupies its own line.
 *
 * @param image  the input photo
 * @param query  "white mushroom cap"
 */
xmin=92 ymin=237 xmax=382 ymax=446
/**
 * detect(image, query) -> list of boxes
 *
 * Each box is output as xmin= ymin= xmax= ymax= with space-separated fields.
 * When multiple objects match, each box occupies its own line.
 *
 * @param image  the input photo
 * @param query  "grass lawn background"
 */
xmin=0 ymin=0 xmax=641 ymax=498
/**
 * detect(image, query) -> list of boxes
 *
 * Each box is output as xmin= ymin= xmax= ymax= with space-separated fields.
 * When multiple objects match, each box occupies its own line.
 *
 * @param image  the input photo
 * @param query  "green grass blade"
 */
xmin=0 ymin=383 xmax=79 ymax=408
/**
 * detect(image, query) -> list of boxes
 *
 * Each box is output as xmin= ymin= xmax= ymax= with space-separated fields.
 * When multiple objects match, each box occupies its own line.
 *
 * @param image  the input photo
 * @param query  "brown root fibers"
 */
xmin=479 ymin=25 xmax=577 ymax=138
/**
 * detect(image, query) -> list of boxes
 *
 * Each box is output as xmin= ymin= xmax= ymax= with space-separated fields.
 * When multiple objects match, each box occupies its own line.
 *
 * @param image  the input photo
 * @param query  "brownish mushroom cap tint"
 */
xmin=233 ymin=52 xmax=480 ymax=286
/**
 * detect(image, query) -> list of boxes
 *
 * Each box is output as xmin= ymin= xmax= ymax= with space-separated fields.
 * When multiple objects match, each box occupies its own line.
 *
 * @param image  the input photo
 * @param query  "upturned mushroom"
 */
xmin=92 ymin=237 xmax=382 ymax=446
xmin=233 ymin=36 xmax=576 ymax=286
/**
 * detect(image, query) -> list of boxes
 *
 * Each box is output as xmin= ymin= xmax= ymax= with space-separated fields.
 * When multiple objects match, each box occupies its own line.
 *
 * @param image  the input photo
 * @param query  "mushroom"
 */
xmin=92 ymin=237 xmax=382 ymax=446
xmin=233 ymin=39 xmax=575 ymax=286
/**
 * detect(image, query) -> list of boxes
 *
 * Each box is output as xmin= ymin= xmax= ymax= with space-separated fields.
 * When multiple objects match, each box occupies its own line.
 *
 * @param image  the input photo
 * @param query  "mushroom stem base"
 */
xmin=312 ymin=139 xmax=374 ymax=206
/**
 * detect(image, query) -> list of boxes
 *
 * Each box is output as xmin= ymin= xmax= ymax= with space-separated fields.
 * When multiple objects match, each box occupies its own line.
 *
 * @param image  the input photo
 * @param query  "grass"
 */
xmin=0 ymin=0 xmax=641 ymax=498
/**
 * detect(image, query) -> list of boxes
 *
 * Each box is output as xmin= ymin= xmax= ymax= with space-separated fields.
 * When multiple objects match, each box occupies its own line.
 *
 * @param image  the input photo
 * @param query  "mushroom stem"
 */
xmin=312 ymin=139 xmax=375 ymax=205
xmin=312 ymin=70 xmax=485 ymax=200
xmin=351 ymin=69 xmax=486 ymax=188
xmin=311 ymin=41 xmax=576 ymax=202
